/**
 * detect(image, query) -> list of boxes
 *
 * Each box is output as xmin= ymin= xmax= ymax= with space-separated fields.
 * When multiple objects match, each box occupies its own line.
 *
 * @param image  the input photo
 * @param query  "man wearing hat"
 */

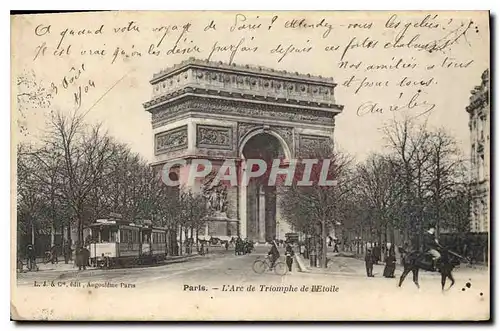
xmin=365 ymin=247 xmax=374 ymax=277
xmin=423 ymin=225 xmax=441 ymax=271
xmin=26 ymin=244 xmax=36 ymax=271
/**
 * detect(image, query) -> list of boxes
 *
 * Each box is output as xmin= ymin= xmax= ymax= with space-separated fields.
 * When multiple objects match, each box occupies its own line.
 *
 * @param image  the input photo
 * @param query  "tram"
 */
xmin=87 ymin=216 xmax=167 ymax=268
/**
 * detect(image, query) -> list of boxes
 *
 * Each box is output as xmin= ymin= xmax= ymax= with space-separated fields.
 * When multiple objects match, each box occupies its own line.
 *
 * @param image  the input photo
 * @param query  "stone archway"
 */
xmin=144 ymin=59 xmax=343 ymax=243
xmin=239 ymin=130 xmax=290 ymax=242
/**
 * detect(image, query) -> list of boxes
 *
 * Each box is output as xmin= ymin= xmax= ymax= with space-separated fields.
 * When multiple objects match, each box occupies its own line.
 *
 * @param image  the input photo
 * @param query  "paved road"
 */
xmin=14 ymin=246 xmax=490 ymax=320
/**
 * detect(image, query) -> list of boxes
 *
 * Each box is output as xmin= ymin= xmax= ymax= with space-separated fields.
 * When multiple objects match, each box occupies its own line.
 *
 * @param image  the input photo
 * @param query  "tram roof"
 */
xmin=88 ymin=219 xmax=167 ymax=230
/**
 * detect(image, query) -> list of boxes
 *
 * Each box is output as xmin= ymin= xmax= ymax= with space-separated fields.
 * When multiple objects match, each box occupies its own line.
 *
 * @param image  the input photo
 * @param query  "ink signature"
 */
xmin=357 ymin=90 xmax=436 ymax=118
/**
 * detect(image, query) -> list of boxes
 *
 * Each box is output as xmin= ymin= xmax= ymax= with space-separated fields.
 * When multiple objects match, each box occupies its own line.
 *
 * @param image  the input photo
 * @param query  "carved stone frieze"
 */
xmin=155 ymin=125 xmax=188 ymax=155
xmin=196 ymin=125 xmax=233 ymax=150
xmin=237 ymin=122 xmax=260 ymax=144
xmin=298 ymin=134 xmax=332 ymax=156
xmin=272 ymin=126 xmax=294 ymax=155
xmin=151 ymin=97 xmax=336 ymax=129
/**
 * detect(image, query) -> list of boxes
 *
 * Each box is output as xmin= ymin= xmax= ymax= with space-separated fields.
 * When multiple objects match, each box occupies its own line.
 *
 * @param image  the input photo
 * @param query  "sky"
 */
xmin=12 ymin=11 xmax=490 ymax=163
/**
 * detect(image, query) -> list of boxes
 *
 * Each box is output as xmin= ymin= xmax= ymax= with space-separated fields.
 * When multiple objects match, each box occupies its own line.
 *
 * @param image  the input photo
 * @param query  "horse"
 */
xmin=398 ymin=247 xmax=466 ymax=291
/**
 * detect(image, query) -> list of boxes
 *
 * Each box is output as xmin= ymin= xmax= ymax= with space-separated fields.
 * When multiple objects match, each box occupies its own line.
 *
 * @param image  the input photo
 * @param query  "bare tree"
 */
xmin=349 ymin=153 xmax=406 ymax=259
xmin=280 ymin=145 xmax=353 ymax=268
xmin=178 ymin=190 xmax=208 ymax=255
xmin=425 ymin=129 xmax=468 ymax=236
xmin=17 ymin=144 xmax=46 ymax=247
xmin=46 ymin=111 xmax=116 ymax=247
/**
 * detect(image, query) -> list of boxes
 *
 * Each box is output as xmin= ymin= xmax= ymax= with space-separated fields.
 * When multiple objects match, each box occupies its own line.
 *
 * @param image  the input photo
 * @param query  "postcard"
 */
xmin=11 ymin=10 xmax=490 ymax=321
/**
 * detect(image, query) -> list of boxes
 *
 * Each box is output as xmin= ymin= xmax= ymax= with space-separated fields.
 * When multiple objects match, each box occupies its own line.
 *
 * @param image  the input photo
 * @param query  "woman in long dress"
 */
xmin=383 ymin=245 xmax=397 ymax=278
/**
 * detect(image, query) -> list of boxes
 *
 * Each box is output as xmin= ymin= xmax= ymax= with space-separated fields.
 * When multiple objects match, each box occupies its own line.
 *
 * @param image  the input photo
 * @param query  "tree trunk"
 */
xmin=66 ymin=223 xmax=72 ymax=248
xmin=321 ymin=219 xmax=327 ymax=268
xmin=165 ymin=228 xmax=170 ymax=256
xmin=179 ymin=225 xmax=183 ymax=256
xmin=61 ymin=223 xmax=65 ymax=247
xmin=31 ymin=221 xmax=35 ymax=246
xmin=50 ymin=224 xmax=56 ymax=247
xmin=195 ymin=227 xmax=199 ymax=251
xmin=378 ymin=231 xmax=387 ymax=262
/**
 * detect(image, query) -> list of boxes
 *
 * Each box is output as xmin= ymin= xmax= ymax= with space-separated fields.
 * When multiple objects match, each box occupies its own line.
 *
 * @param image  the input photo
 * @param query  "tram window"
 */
xmin=101 ymin=227 xmax=110 ymax=242
xmin=99 ymin=227 xmax=117 ymax=243
xmin=110 ymin=229 xmax=118 ymax=243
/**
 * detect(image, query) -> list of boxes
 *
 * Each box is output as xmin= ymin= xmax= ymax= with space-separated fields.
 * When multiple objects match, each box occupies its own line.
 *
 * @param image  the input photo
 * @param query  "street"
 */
xmin=13 ymin=245 xmax=489 ymax=320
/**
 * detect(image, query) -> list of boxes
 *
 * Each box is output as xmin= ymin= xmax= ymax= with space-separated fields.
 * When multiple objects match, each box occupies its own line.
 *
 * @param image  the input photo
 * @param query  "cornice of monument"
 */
xmin=466 ymin=69 xmax=489 ymax=114
xmin=150 ymin=57 xmax=337 ymax=86
xmin=143 ymin=88 xmax=343 ymax=114
xmin=143 ymin=58 xmax=344 ymax=115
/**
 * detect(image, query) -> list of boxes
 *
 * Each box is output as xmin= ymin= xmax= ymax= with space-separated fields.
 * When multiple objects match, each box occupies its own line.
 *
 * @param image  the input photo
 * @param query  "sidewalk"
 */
xmin=18 ymin=253 xmax=210 ymax=275
xmin=297 ymin=254 xmax=364 ymax=275
xmin=297 ymin=251 xmax=489 ymax=278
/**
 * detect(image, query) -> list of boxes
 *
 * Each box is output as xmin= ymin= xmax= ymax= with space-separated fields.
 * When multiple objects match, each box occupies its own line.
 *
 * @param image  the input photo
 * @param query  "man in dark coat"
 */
xmin=365 ymin=248 xmax=374 ymax=277
xmin=26 ymin=244 xmax=36 ymax=271
xmin=372 ymin=243 xmax=381 ymax=264
xmin=268 ymin=240 xmax=280 ymax=270
xmin=285 ymin=242 xmax=295 ymax=272
xmin=424 ymin=226 xmax=441 ymax=271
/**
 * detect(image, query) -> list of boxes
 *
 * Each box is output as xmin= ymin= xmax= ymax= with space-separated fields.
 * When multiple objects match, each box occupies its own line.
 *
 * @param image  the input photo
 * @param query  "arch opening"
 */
xmin=240 ymin=133 xmax=287 ymax=243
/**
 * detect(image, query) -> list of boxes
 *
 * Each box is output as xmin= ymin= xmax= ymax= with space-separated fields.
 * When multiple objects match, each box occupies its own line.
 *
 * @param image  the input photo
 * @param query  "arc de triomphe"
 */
xmin=144 ymin=58 xmax=343 ymax=242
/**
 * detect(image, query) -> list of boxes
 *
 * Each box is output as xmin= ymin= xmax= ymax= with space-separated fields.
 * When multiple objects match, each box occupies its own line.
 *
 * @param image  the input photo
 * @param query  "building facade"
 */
xmin=143 ymin=58 xmax=343 ymax=242
xmin=466 ymin=69 xmax=490 ymax=233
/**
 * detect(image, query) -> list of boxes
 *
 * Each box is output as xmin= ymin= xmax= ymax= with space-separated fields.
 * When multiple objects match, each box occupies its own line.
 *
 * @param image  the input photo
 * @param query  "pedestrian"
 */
xmin=50 ymin=244 xmax=58 ymax=264
xmin=383 ymin=245 xmax=396 ymax=278
xmin=200 ymin=241 xmax=205 ymax=256
xmin=365 ymin=248 xmax=374 ymax=277
xmin=334 ymin=241 xmax=339 ymax=253
xmin=285 ymin=242 xmax=295 ymax=273
xmin=63 ymin=241 xmax=72 ymax=264
xmin=26 ymin=244 xmax=36 ymax=271
xmin=373 ymin=243 xmax=381 ymax=264
xmin=267 ymin=240 xmax=280 ymax=270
